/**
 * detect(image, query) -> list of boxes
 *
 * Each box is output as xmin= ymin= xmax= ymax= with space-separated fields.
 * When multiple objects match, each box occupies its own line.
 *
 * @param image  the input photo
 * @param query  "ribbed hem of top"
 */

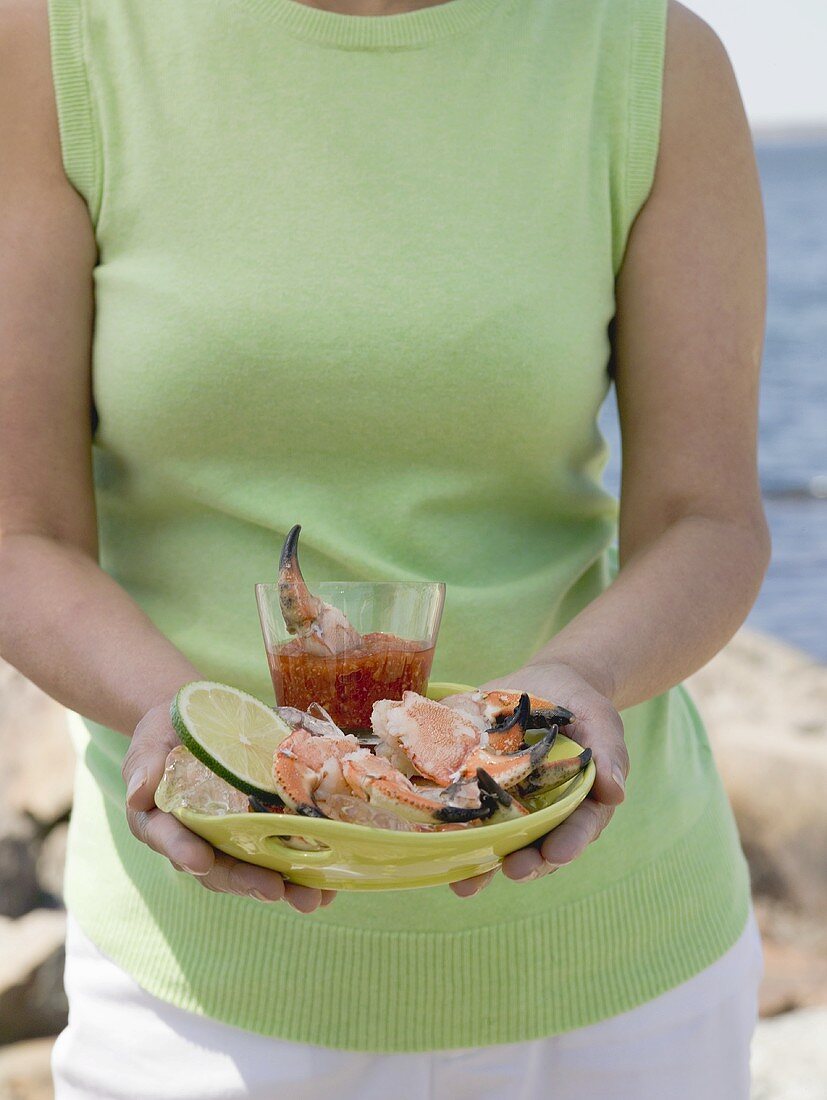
xmin=624 ymin=0 xmax=668 ymax=228
xmin=235 ymin=0 xmax=507 ymax=50
xmin=46 ymin=0 xmax=102 ymax=223
xmin=64 ymin=777 xmax=751 ymax=1052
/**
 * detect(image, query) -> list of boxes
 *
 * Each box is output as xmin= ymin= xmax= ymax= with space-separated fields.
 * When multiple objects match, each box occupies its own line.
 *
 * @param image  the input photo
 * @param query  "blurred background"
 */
xmin=599 ymin=3 xmax=827 ymax=1094
xmin=1 ymin=1 xmax=826 ymax=1097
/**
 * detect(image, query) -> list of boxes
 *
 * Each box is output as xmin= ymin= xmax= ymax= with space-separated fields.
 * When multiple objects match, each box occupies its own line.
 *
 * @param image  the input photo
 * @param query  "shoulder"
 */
xmin=0 ymin=0 xmax=76 ymax=195
xmin=0 ymin=0 xmax=53 ymax=104
xmin=665 ymin=0 xmax=730 ymax=63
xmin=655 ymin=1 xmax=754 ymax=190
xmin=662 ymin=2 xmax=744 ymax=136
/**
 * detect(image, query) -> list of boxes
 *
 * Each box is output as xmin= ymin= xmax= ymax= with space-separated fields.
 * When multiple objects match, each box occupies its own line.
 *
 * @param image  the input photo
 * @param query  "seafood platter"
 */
xmin=155 ymin=526 xmax=596 ymax=890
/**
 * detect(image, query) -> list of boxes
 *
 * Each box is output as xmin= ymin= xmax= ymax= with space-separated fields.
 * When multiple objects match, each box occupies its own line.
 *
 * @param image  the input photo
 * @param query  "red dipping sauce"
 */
xmin=268 ymin=632 xmax=435 ymax=732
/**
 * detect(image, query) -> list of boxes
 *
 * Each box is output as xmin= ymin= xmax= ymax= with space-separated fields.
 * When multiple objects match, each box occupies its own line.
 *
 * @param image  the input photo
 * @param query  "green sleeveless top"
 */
xmin=49 ymin=0 xmax=750 ymax=1051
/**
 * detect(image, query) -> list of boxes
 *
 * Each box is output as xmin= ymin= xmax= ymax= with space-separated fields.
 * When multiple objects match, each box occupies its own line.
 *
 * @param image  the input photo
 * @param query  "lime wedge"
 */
xmin=170 ymin=681 xmax=291 ymax=802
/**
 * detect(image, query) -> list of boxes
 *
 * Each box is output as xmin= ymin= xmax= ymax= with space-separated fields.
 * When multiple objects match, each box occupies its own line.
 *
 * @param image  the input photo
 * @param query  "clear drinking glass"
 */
xmin=255 ymin=581 xmax=446 ymax=733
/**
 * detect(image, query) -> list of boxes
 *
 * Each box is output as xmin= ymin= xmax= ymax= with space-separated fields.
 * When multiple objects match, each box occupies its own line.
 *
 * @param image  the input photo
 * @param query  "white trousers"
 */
xmin=52 ymin=908 xmax=763 ymax=1100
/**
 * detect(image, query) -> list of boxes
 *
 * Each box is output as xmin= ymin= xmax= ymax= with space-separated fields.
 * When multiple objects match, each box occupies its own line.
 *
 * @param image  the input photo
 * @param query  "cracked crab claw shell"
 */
xmin=444 ymin=689 xmax=574 ymax=730
xmin=460 ymin=725 xmax=559 ymax=789
xmin=342 ymin=750 xmax=489 ymax=824
xmin=272 ymin=727 xmax=360 ymax=817
xmin=367 ymin=777 xmax=491 ymax=825
xmin=516 ymin=748 xmax=593 ymax=799
xmin=484 ymin=692 xmax=531 ymax=754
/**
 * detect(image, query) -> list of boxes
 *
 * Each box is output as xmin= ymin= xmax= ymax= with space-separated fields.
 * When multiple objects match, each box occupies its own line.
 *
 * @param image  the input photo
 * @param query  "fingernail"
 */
xmin=181 ymin=862 xmax=209 ymax=876
xmin=126 ymin=768 xmax=148 ymax=803
xmin=251 ymin=889 xmax=278 ymax=903
xmin=514 ymin=866 xmax=543 ymax=883
xmin=612 ymin=764 xmax=626 ymax=794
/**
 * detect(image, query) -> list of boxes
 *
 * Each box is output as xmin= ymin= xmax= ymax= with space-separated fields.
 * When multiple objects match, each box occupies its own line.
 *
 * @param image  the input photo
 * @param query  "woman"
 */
xmin=0 ymin=0 xmax=768 ymax=1095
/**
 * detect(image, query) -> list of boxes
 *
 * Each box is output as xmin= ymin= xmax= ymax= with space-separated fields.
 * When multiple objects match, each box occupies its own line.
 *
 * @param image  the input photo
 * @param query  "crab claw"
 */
xmin=341 ymin=749 xmax=490 ymax=825
xmin=516 ymin=748 xmax=593 ymax=799
xmin=272 ymin=727 xmax=360 ymax=817
xmin=485 ymin=691 xmax=574 ymax=731
xmin=476 ymin=768 xmax=530 ymax=821
xmin=276 ymin=526 xmax=362 ymax=656
xmin=367 ymin=776 xmax=490 ymax=825
xmin=486 ymin=692 xmax=530 ymax=754
xmin=277 ymin=525 xmax=319 ymax=636
xmin=272 ymin=750 xmax=328 ymax=817
xmin=443 ymin=689 xmax=574 ymax=732
xmin=460 ymin=725 xmax=558 ymax=789
xmin=520 ymin=704 xmax=574 ymax=730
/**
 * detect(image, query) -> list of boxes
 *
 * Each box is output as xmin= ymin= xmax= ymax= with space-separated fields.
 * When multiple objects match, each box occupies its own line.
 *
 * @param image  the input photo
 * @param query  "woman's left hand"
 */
xmin=448 ymin=661 xmax=629 ymax=898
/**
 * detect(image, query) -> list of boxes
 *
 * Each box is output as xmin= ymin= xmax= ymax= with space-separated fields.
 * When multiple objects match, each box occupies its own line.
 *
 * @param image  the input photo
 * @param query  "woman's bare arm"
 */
xmin=0 ymin=0 xmax=199 ymax=734
xmin=0 ymin=1 xmax=328 ymax=910
xmin=530 ymin=1 xmax=770 ymax=709
xmin=455 ymin=2 xmax=770 ymax=893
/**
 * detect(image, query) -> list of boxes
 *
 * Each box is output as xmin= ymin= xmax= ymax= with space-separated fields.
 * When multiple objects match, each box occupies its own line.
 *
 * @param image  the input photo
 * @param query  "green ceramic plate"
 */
xmin=173 ymin=682 xmax=595 ymax=891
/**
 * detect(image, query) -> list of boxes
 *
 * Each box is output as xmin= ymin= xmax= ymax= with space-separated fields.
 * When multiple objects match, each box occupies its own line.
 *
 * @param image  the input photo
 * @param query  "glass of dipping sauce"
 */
xmin=255 ymin=581 xmax=446 ymax=733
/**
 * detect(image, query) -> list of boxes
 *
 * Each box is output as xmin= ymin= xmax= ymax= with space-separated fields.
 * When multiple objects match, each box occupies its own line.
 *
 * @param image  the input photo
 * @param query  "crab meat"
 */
xmin=370 ymin=699 xmax=418 ymax=777
xmin=277 ymin=525 xmax=362 ymax=657
xmin=372 ymin=691 xmax=485 ymax=786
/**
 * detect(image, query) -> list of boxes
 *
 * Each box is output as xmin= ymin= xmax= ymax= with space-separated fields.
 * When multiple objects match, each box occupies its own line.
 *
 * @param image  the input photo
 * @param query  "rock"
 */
xmin=751 ymin=1008 xmax=827 ymax=1100
xmin=689 ymin=628 xmax=827 ymax=741
xmin=0 ymin=814 xmax=41 ymax=920
xmin=0 ymin=911 xmax=67 ymax=1045
xmin=690 ymin=632 xmax=827 ymax=1019
xmin=688 ymin=630 xmax=827 ymax=919
xmin=0 ymin=1037 xmax=55 ymax=1100
xmin=0 ymin=660 xmax=75 ymax=917
xmin=35 ymin=826 xmax=67 ymax=906
xmin=758 ymin=934 xmax=827 ymax=1018
xmin=0 ymin=659 xmax=75 ymax=828
xmin=752 ymin=898 xmax=827 ymax=1018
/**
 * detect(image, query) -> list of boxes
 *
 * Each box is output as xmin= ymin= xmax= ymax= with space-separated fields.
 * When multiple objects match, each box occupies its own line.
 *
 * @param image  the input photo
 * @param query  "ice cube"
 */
xmin=277 ymin=705 xmax=346 ymax=738
xmin=154 ymin=746 xmax=250 ymax=816
xmin=324 ymin=792 xmax=416 ymax=832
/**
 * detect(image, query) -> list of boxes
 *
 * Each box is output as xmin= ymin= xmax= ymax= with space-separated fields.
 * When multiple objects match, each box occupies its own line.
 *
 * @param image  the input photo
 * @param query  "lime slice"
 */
xmin=171 ymin=681 xmax=291 ymax=802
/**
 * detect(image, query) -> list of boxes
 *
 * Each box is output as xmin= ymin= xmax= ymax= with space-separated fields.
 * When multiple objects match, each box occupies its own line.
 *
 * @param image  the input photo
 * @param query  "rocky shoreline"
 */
xmin=1 ymin=630 xmax=826 ymax=1098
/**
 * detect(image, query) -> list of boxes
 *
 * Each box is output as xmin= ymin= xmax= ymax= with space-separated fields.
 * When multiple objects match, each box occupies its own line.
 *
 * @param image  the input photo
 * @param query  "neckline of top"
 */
xmin=235 ymin=0 xmax=508 ymax=51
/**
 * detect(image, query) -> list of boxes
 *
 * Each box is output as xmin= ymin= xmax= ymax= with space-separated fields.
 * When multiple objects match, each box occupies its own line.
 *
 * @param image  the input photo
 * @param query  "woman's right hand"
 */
xmin=121 ymin=699 xmax=336 ymax=913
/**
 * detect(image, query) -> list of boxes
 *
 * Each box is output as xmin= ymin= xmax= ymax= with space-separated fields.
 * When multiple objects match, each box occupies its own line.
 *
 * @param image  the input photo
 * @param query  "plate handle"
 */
xmin=260 ymin=821 xmax=338 ymax=865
